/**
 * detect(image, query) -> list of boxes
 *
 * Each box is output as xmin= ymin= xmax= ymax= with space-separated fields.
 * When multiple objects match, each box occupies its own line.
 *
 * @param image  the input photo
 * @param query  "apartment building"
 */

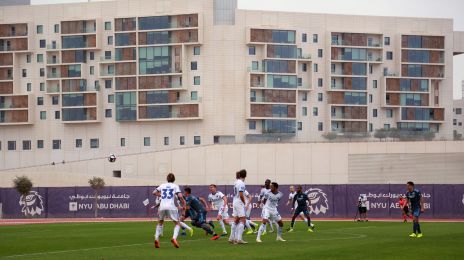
xmin=1 ymin=0 xmax=464 ymax=171
xmin=453 ymin=81 xmax=464 ymax=139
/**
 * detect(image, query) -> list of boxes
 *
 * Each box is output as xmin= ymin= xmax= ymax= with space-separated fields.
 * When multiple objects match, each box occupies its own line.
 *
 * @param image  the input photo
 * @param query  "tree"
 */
xmin=374 ymin=129 xmax=388 ymax=141
xmin=88 ymin=177 xmax=105 ymax=218
xmin=322 ymin=132 xmax=337 ymax=142
xmin=13 ymin=176 xmax=33 ymax=217
xmin=388 ymin=128 xmax=400 ymax=140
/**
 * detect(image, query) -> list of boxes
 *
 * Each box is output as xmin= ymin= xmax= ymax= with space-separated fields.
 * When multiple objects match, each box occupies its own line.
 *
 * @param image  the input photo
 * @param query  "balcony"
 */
xmin=62 ymin=107 xmax=97 ymax=122
xmin=0 ymin=110 xmax=29 ymax=124
xmin=0 ymin=95 xmax=29 ymax=109
xmin=331 ymin=106 xmax=367 ymax=120
xmin=138 ymin=104 xmax=200 ymax=120
xmin=46 ymin=44 xmax=60 ymax=50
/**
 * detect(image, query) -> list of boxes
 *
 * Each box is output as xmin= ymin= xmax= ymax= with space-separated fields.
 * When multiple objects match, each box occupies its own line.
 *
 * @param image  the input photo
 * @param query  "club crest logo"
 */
xmin=19 ymin=191 xmax=44 ymax=216
xmin=306 ymin=188 xmax=329 ymax=215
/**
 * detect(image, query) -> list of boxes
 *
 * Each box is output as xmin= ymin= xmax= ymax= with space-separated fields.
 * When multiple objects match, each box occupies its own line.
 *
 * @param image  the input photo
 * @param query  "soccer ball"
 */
xmin=108 ymin=154 xmax=117 ymax=163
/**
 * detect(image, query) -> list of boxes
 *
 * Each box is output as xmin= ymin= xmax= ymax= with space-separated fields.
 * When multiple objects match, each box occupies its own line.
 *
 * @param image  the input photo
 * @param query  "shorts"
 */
xmin=294 ymin=207 xmax=309 ymax=217
xmin=412 ymin=207 xmax=421 ymax=217
xmin=358 ymin=207 xmax=367 ymax=214
xmin=159 ymin=209 xmax=179 ymax=222
xmin=232 ymin=201 xmax=246 ymax=218
xmin=218 ymin=207 xmax=229 ymax=219
xmin=262 ymin=208 xmax=281 ymax=222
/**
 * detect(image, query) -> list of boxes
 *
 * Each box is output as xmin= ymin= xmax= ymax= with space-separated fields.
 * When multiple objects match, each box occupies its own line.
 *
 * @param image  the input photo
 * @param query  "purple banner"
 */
xmin=1 ymin=185 xmax=463 ymax=219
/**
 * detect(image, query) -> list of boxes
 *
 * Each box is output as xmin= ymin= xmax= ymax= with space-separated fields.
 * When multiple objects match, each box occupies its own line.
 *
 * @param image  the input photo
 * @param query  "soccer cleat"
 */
xmin=246 ymin=229 xmax=253 ymax=235
xmin=221 ymin=232 xmax=228 ymax=237
xmin=276 ymin=236 xmax=286 ymax=242
xmin=228 ymin=239 xmax=235 ymax=244
xmin=262 ymin=230 xmax=267 ymax=236
xmin=154 ymin=240 xmax=160 ymax=249
xmin=188 ymin=228 xmax=194 ymax=237
xmin=211 ymin=235 xmax=220 ymax=241
xmin=409 ymin=233 xmax=417 ymax=238
xmin=171 ymin=239 xmax=180 ymax=248
xmin=269 ymin=230 xmax=274 ymax=233
xmin=287 ymin=228 xmax=294 ymax=233
xmin=256 ymin=238 xmax=262 ymax=243
xmin=417 ymin=233 xmax=423 ymax=238
xmin=236 ymin=240 xmax=248 ymax=244
xmin=307 ymin=227 xmax=314 ymax=233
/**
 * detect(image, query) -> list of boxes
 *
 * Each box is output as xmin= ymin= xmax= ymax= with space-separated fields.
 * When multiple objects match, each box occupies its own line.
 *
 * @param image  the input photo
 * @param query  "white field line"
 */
xmin=0 ymin=226 xmax=372 ymax=259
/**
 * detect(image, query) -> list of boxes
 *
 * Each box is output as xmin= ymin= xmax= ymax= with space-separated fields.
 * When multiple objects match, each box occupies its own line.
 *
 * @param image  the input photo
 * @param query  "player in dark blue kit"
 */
xmin=288 ymin=185 xmax=315 ymax=232
xmin=406 ymin=181 xmax=424 ymax=238
xmin=184 ymin=187 xmax=220 ymax=241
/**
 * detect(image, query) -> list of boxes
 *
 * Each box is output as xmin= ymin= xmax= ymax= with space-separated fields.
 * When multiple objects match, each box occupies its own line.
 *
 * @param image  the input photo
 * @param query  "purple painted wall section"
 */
xmin=1 ymin=185 xmax=463 ymax=219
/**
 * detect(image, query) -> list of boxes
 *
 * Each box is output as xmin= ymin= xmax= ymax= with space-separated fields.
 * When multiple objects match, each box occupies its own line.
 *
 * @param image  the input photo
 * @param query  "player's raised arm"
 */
xmin=199 ymin=197 xmax=210 ymax=211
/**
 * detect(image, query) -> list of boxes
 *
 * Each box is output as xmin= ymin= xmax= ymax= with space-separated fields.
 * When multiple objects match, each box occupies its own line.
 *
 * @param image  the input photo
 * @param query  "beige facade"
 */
xmin=1 ymin=0 xmax=464 ymax=174
xmin=453 ymin=81 xmax=464 ymax=139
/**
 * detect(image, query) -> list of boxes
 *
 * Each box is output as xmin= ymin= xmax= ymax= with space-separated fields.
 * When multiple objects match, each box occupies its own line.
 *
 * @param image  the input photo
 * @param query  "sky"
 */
xmin=30 ymin=0 xmax=464 ymax=99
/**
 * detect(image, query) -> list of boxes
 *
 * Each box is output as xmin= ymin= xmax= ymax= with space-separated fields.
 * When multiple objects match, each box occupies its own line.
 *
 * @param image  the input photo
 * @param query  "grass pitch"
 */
xmin=0 ymin=221 xmax=463 ymax=259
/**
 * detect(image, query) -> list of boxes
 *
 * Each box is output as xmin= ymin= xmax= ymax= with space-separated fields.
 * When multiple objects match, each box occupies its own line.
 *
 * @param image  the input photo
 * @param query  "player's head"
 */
xmin=167 ymin=173 xmax=175 ymax=183
xmin=289 ymin=185 xmax=294 ymax=192
xmin=209 ymin=184 xmax=217 ymax=193
xmin=296 ymin=185 xmax=302 ymax=193
xmin=270 ymin=182 xmax=279 ymax=192
xmin=264 ymin=179 xmax=271 ymax=188
xmin=407 ymin=181 xmax=414 ymax=192
xmin=184 ymin=187 xmax=192 ymax=195
xmin=237 ymin=169 xmax=247 ymax=180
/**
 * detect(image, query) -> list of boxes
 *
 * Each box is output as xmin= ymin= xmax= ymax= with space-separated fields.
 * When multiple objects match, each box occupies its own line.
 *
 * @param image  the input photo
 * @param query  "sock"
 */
xmin=229 ymin=222 xmax=236 ymax=241
xmin=173 ymin=224 xmax=180 ymax=239
xmin=257 ymin=223 xmax=266 ymax=239
xmin=245 ymin=220 xmax=252 ymax=230
xmin=277 ymin=225 xmax=282 ymax=237
xmin=219 ymin=220 xmax=227 ymax=234
xmin=304 ymin=218 xmax=308 ymax=223
xmin=307 ymin=218 xmax=312 ymax=227
xmin=291 ymin=219 xmax=295 ymax=228
xmin=201 ymin=223 xmax=214 ymax=235
xmin=236 ymin=222 xmax=244 ymax=241
xmin=155 ymin=224 xmax=162 ymax=240
xmin=417 ymin=223 xmax=421 ymax=234
xmin=179 ymin=222 xmax=192 ymax=231
xmin=413 ymin=222 xmax=417 ymax=233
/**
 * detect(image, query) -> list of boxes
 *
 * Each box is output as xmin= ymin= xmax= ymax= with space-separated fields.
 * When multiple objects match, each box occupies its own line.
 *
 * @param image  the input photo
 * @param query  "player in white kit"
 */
xmin=153 ymin=173 xmax=185 ymax=249
xmin=244 ymin=190 xmax=258 ymax=234
xmin=208 ymin=184 xmax=230 ymax=236
xmin=228 ymin=169 xmax=248 ymax=244
xmin=259 ymin=179 xmax=276 ymax=234
xmin=287 ymin=185 xmax=308 ymax=230
xmin=153 ymin=195 xmax=194 ymax=238
xmin=256 ymin=182 xmax=286 ymax=243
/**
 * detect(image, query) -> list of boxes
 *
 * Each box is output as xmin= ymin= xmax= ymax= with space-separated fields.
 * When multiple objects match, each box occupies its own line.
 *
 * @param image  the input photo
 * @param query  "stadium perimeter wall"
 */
xmin=1 ymin=141 xmax=464 ymax=187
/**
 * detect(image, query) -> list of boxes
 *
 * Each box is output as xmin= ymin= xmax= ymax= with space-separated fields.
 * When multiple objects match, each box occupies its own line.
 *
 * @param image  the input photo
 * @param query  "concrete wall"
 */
xmin=0 ymin=0 xmax=30 ymax=6
xmin=1 ymin=141 xmax=463 ymax=187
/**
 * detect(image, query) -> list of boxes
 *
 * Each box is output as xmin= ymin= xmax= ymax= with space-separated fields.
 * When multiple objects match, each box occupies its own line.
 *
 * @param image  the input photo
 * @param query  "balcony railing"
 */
xmin=297 ymin=54 xmax=311 ymax=59
xmin=46 ymin=44 xmax=60 ymax=50
xmin=47 ymin=58 xmax=60 ymax=64
xmin=332 ymin=39 xmax=382 ymax=47
xmin=0 ymin=46 xmax=12 ymax=52
xmin=47 ymin=85 xmax=60 ymax=93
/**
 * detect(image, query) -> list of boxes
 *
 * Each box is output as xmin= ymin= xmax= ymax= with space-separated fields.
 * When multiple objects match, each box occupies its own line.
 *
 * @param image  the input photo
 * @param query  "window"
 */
xmin=75 ymin=139 xmax=82 ymax=148
xmin=373 ymin=109 xmax=378 ymax=117
xmin=108 ymin=94 xmax=114 ymax=103
xmin=40 ymin=68 xmax=45 ymax=77
xmin=120 ymin=138 xmax=126 ymax=147
xmin=313 ymin=34 xmax=318 ymax=43
xmin=302 ymin=33 xmax=307 ymax=42
xmin=302 ymin=92 xmax=308 ymax=101
xmin=55 ymin=111 xmax=60 ymax=119
xmin=318 ymin=122 xmax=323 ymax=131
xmin=52 ymin=96 xmax=59 ymax=105
xmin=373 ymin=80 xmax=378 ymax=89
xmin=249 ymin=121 xmax=256 ymax=130
xmin=318 ymin=78 xmax=323 ymax=87
xmin=144 ymin=137 xmax=151 ymax=146
xmin=164 ymin=137 xmax=169 ymax=146
xmin=194 ymin=136 xmax=201 ymax=145
xmin=105 ymin=21 xmax=112 ymax=30
xmin=180 ymin=136 xmax=185 ymax=145
xmin=27 ymin=83 xmax=32 ymax=92
xmin=194 ymin=76 xmax=201 ymax=85
xmin=318 ymin=49 xmax=323 ymax=58
xmin=191 ymin=61 xmax=197 ymax=70
xmin=302 ymin=63 xmax=307 ymax=72
xmin=89 ymin=52 xmax=95 ymax=60
xmin=52 ymin=140 xmax=61 ymax=150
xmin=22 ymin=69 xmax=27 ymax=77
xmin=90 ymin=66 xmax=94 ymax=75
xmin=40 ymin=111 xmax=46 ymax=120
xmin=8 ymin=141 xmax=16 ymax=151
xmin=314 ymin=63 xmax=318 ymax=72
xmin=369 ymin=64 xmax=373 ymax=74
xmin=26 ymin=55 xmax=31 ymax=63
xmin=317 ymin=93 xmax=323 ymax=102
xmin=22 ymin=140 xmax=31 ymax=150
xmin=54 ymin=24 xmax=59 ymax=33
xmin=105 ymin=109 xmax=112 ymax=118
xmin=455 ymin=108 xmax=462 ymax=115
xmin=386 ymin=51 xmax=393 ymax=60
xmin=39 ymin=39 xmax=46 ymax=48
xmin=194 ymin=46 xmax=201 ymax=55
xmin=249 ymin=46 xmax=256 ymax=55
xmin=384 ymin=37 xmax=390 ymax=46
xmin=298 ymin=122 xmax=303 ymax=131
xmin=37 ymin=25 xmax=43 ymax=34
xmin=251 ymin=61 xmax=259 ymax=71
xmin=313 ymin=107 xmax=318 ymax=116
xmin=105 ymin=80 xmax=112 ymax=89
xmin=37 ymin=54 xmax=43 ymax=63
xmin=191 ymin=91 xmax=198 ymax=100
xmin=37 ymin=140 xmax=44 ymax=149
xmin=369 ymin=123 xmax=373 ymax=132
xmin=384 ymin=124 xmax=391 ymax=130
xmin=369 ymin=94 xmax=373 ymax=103
xmin=386 ymin=109 xmax=393 ymax=118
xmin=90 ymin=139 xmax=99 ymax=149
xmin=107 ymin=35 xmax=113 ymax=45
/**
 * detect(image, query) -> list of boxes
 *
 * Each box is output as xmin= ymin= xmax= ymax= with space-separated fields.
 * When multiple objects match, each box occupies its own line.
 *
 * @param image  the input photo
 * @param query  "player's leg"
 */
xmin=236 ymin=216 xmax=247 ymax=243
xmin=228 ymin=217 xmax=238 ymax=243
xmin=217 ymin=213 xmax=228 ymax=236
xmin=289 ymin=209 xmax=300 ymax=232
xmin=275 ymin=213 xmax=285 ymax=242
xmin=170 ymin=210 xmax=181 ymax=248
xmin=304 ymin=210 xmax=315 ymax=232
xmin=154 ymin=217 xmax=164 ymax=248
xmin=198 ymin=212 xmax=220 ymax=240
xmin=179 ymin=221 xmax=193 ymax=237
xmin=256 ymin=218 xmax=269 ymax=242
